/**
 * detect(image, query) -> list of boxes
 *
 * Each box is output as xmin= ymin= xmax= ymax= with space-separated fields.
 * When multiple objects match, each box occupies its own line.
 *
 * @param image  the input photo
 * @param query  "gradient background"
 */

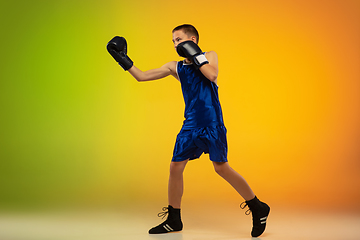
xmin=0 ymin=0 xmax=359 ymax=212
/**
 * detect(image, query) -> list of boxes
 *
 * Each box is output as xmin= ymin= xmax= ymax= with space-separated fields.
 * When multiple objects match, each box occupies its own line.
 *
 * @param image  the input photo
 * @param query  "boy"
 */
xmin=107 ymin=24 xmax=270 ymax=238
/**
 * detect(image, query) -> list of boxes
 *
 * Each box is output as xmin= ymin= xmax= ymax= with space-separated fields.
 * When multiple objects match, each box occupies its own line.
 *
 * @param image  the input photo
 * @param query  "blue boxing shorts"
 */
xmin=172 ymin=125 xmax=228 ymax=162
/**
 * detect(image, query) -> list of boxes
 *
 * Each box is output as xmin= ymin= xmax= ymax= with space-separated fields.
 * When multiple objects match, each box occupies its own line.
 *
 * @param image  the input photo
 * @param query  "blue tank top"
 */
xmin=177 ymin=60 xmax=224 ymax=129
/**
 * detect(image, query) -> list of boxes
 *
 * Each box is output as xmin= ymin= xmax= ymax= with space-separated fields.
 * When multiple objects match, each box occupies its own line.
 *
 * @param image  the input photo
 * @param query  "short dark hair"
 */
xmin=172 ymin=24 xmax=199 ymax=43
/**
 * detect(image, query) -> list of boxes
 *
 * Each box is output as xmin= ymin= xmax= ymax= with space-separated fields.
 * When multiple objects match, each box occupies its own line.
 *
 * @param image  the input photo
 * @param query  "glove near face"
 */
xmin=176 ymin=40 xmax=209 ymax=68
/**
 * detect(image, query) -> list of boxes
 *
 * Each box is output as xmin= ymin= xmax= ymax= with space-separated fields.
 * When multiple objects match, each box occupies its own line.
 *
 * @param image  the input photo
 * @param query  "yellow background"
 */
xmin=0 ymin=0 xmax=359 ymax=211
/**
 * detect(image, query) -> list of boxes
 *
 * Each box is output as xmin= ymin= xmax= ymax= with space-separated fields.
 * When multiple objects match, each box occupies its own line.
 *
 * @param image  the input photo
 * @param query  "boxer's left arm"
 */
xmin=199 ymin=51 xmax=218 ymax=83
xmin=176 ymin=41 xmax=218 ymax=83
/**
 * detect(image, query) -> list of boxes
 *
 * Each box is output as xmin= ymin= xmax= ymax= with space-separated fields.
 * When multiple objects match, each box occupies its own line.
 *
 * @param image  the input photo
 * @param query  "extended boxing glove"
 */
xmin=176 ymin=40 xmax=209 ymax=68
xmin=107 ymin=36 xmax=133 ymax=71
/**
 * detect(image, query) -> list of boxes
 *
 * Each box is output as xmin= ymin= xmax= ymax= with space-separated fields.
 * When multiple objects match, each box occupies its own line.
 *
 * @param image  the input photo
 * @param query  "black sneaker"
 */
xmin=149 ymin=205 xmax=183 ymax=234
xmin=241 ymin=196 xmax=270 ymax=237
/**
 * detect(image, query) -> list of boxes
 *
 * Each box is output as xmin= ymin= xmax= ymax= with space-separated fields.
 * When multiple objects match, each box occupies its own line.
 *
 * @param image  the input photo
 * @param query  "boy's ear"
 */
xmin=191 ymin=36 xmax=197 ymax=43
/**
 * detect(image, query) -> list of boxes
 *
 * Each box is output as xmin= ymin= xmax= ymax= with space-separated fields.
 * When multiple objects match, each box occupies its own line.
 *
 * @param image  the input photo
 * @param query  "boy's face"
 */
xmin=172 ymin=30 xmax=196 ymax=50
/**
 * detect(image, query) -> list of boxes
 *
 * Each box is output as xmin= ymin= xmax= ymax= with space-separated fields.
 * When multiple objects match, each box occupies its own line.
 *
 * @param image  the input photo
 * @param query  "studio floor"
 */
xmin=1 ymin=203 xmax=359 ymax=240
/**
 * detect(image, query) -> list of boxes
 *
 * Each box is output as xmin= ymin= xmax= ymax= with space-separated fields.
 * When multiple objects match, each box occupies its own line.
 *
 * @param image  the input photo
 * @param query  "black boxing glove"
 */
xmin=176 ymin=40 xmax=209 ymax=68
xmin=107 ymin=36 xmax=133 ymax=71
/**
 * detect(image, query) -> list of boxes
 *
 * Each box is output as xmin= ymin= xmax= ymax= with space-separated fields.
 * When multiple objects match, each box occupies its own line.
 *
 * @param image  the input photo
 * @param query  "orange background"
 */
xmin=0 ymin=0 xmax=359 ymax=211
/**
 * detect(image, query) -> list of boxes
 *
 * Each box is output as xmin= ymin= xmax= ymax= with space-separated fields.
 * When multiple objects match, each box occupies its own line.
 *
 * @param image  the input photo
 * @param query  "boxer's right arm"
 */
xmin=128 ymin=61 xmax=178 ymax=82
xmin=107 ymin=36 xmax=178 ymax=81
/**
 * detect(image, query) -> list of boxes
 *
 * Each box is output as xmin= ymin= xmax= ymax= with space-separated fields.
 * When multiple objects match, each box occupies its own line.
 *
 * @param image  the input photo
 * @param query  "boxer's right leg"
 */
xmin=149 ymin=159 xmax=188 ymax=234
xmin=168 ymin=159 xmax=189 ymax=208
